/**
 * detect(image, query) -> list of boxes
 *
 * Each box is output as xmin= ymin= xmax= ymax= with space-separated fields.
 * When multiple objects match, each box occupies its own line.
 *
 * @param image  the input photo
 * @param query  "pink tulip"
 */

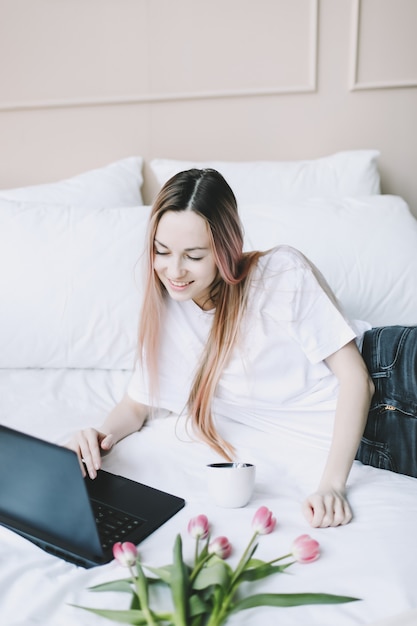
xmin=208 ymin=536 xmax=232 ymax=560
xmin=187 ymin=514 xmax=210 ymax=539
xmin=112 ymin=542 xmax=138 ymax=567
xmin=292 ymin=534 xmax=320 ymax=564
xmin=252 ymin=506 xmax=276 ymax=535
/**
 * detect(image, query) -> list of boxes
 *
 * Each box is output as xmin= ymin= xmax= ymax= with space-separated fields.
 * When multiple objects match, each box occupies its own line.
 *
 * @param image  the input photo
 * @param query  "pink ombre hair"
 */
xmin=138 ymin=169 xmax=263 ymax=460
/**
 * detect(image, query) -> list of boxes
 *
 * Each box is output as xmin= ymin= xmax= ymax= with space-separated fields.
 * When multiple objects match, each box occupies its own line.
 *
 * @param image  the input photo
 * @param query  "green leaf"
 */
xmin=192 ymin=560 xmax=231 ymax=591
xmin=70 ymin=605 xmax=149 ymax=624
xmin=189 ymin=593 xmax=211 ymax=617
xmin=170 ymin=534 xmax=190 ymax=626
xmin=144 ymin=563 xmax=174 ymax=585
xmin=130 ymin=594 xmax=140 ymax=610
xmin=245 ymin=558 xmax=266 ymax=567
xmin=88 ymin=578 xmax=133 ymax=593
xmin=231 ymin=592 xmax=360 ymax=612
xmin=135 ymin=562 xmax=149 ymax=608
xmin=239 ymin=562 xmax=291 ymax=583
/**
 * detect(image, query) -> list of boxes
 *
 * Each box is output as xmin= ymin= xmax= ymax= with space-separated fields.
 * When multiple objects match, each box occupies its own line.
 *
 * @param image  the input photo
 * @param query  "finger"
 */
xmin=309 ymin=496 xmax=327 ymax=528
xmin=325 ymin=495 xmax=353 ymax=527
xmin=331 ymin=497 xmax=347 ymax=527
xmin=73 ymin=446 xmax=87 ymax=478
xmin=323 ymin=494 xmax=340 ymax=527
xmin=65 ymin=439 xmax=87 ymax=478
xmin=302 ymin=499 xmax=315 ymax=525
xmin=77 ymin=453 xmax=87 ymax=478
xmin=344 ymin=501 xmax=353 ymax=524
xmin=311 ymin=493 xmax=339 ymax=528
xmin=79 ymin=430 xmax=101 ymax=479
xmin=324 ymin=490 xmax=353 ymax=527
xmin=100 ymin=433 xmax=114 ymax=451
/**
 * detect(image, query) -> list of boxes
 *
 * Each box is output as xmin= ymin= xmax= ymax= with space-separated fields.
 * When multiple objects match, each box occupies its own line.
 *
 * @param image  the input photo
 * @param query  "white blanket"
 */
xmin=1 ymin=368 xmax=417 ymax=626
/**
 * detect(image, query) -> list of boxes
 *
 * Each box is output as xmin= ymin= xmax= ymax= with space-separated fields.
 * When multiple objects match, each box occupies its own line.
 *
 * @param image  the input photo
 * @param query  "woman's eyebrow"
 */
xmin=154 ymin=238 xmax=208 ymax=252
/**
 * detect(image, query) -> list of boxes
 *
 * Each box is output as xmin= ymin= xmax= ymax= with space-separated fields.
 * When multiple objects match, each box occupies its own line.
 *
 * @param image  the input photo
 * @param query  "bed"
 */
xmin=1 ymin=152 xmax=417 ymax=626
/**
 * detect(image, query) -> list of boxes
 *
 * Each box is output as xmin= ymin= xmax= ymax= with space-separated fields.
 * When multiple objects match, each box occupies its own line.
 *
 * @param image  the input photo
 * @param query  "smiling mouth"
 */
xmin=168 ymin=279 xmax=193 ymax=288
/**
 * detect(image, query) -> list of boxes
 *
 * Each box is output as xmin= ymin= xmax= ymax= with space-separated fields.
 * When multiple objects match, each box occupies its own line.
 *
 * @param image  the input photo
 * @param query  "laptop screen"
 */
xmin=0 ymin=426 xmax=103 ymax=559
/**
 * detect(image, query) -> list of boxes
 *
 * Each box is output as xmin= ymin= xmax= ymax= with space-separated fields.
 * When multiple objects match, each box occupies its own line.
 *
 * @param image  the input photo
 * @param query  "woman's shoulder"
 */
xmin=247 ymin=245 xmax=314 ymax=301
xmin=246 ymin=246 xmax=316 ymax=319
xmin=256 ymin=244 xmax=312 ymax=274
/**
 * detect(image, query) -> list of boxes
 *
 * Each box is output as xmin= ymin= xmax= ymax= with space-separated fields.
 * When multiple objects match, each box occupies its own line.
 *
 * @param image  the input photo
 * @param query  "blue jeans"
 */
xmin=356 ymin=326 xmax=417 ymax=478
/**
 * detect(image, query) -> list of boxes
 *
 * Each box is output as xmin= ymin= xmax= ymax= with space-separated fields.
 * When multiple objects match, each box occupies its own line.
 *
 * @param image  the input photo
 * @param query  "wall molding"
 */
xmin=0 ymin=0 xmax=318 ymax=113
xmin=349 ymin=0 xmax=417 ymax=91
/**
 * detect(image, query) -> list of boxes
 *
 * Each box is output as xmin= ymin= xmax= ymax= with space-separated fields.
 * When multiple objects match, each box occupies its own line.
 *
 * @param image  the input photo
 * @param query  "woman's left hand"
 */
xmin=302 ymin=340 xmax=373 ymax=529
xmin=302 ymin=488 xmax=353 ymax=528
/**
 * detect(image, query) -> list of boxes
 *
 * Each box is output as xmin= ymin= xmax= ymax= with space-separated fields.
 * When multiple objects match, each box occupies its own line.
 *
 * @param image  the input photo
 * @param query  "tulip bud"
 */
xmin=252 ymin=506 xmax=276 ymax=535
xmin=112 ymin=541 xmax=138 ymax=567
xmin=292 ymin=534 xmax=320 ymax=564
xmin=187 ymin=514 xmax=210 ymax=539
xmin=208 ymin=536 xmax=232 ymax=560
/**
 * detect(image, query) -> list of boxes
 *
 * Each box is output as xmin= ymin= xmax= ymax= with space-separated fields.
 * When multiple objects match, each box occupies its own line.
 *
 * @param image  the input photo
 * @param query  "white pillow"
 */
xmin=1 ymin=195 xmax=415 ymax=370
xmin=0 ymin=201 xmax=151 ymax=369
xmin=0 ymin=157 xmax=144 ymax=207
xmin=150 ymin=151 xmax=380 ymax=204
xmin=240 ymin=195 xmax=417 ymax=327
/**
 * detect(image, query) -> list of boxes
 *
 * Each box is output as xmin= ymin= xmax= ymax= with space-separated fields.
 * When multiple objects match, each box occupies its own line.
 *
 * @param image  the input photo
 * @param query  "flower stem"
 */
xmin=205 ymin=533 xmax=259 ymax=626
xmin=128 ymin=565 xmax=136 ymax=581
xmin=206 ymin=586 xmax=235 ymax=626
xmin=190 ymin=554 xmax=211 ymax=585
xmin=266 ymin=552 xmax=292 ymax=565
xmin=134 ymin=563 xmax=158 ymax=626
xmin=194 ymin=537 xmax=200 ymax=566
xmin=230 ymin=532 xmax=258 ymax=585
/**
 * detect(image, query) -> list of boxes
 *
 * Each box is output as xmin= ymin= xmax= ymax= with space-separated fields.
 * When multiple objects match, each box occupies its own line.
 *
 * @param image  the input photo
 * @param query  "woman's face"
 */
xmin=153 ymin=210 xmax=218 ymax=310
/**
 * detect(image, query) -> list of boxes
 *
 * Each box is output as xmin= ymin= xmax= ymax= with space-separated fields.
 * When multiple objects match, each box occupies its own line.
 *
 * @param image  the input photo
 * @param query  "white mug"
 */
xmin=206 ymin=462 xmax=256 ymax=508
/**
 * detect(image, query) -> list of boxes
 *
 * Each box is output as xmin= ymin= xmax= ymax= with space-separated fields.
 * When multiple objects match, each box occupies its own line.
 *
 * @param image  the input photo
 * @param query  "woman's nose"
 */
xmin=168 ymin=255 xmax=186 ymax=277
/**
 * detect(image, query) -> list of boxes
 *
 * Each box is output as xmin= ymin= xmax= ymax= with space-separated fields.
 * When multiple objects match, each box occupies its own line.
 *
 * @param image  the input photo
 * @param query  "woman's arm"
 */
xmin=302 ymin=340 xmax=374 ymax=528
xmin=66 ymin=393 xmax=149 ymax=479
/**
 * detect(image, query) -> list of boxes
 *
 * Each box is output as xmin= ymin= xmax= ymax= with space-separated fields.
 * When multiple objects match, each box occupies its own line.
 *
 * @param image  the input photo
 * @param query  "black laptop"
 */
xmin=0 ymin=425 xmax=185 ymax=568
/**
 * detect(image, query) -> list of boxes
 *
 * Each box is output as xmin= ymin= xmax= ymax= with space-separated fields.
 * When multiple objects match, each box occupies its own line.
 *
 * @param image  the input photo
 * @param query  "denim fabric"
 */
xmin=356 ymin=326 xmax=417 ymax=478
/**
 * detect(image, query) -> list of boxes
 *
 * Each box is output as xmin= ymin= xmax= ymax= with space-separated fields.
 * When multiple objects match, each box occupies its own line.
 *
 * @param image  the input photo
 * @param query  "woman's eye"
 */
xmin=154 ymin=249 xmax=202 ymax=260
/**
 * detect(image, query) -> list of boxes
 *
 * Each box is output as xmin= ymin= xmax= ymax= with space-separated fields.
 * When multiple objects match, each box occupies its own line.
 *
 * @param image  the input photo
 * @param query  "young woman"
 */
xmin=68 ymin=168 xmax=414 ymax=529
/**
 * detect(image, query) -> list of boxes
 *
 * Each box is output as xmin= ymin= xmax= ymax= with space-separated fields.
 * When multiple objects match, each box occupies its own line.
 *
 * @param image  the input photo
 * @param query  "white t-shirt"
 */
xmin=128 ymin=246 xmax=369 ymax=449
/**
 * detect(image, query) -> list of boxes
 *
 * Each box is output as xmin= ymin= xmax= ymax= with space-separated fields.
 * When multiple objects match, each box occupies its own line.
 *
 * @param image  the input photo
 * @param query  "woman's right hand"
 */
xmin=66 ymin=428 xmax=114 ymax=479
xmin=66 ymin=394 xmax=148 ymax=479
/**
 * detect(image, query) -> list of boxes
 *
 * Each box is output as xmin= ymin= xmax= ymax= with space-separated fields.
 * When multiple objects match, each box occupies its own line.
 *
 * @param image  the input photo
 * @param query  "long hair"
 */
xmin=138 ymin=168 xmax=262 ymax=459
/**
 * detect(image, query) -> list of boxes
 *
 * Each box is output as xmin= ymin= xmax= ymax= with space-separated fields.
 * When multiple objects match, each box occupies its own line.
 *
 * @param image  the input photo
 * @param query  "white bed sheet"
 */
xmin=1 ymin=368 xmax=417 ymax=626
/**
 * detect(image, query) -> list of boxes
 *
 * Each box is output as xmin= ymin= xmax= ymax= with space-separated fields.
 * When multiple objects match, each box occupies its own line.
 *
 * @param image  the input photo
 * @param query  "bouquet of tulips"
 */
xmin=74 ymin=506 xmax=358 ymax=625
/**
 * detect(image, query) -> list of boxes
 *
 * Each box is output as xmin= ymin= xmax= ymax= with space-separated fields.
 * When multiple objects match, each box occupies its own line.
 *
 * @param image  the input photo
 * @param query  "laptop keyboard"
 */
xmin=92 ymin=501 xmax=144 ymax=551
